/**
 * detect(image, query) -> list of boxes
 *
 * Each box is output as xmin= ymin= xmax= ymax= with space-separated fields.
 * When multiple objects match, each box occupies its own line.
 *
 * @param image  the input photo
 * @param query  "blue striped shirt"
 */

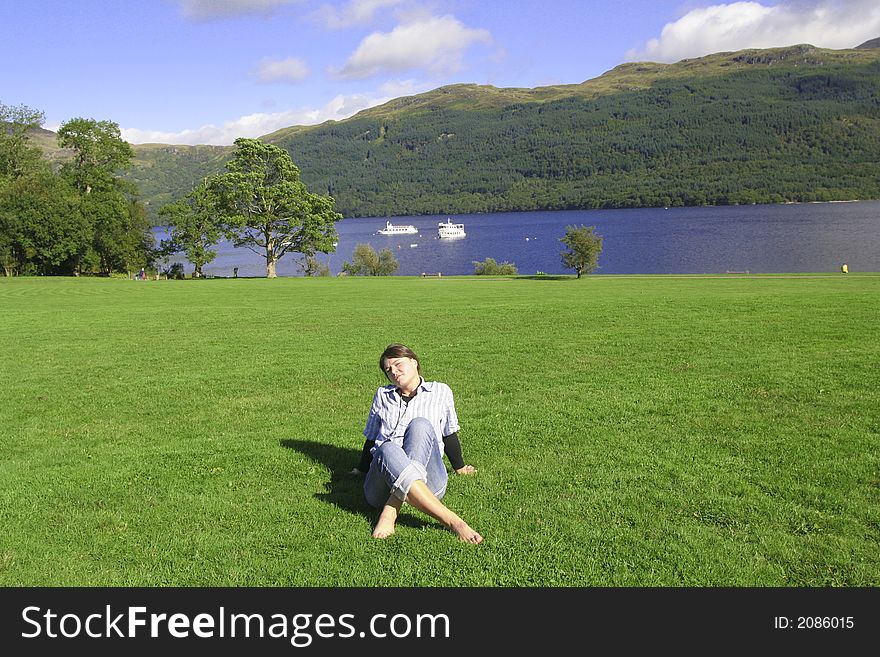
xmin=363 ymin=379 xmax=460 ymax=452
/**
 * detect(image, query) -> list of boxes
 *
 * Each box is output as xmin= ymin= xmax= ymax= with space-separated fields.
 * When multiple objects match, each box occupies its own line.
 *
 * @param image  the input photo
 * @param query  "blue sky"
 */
xmin=3 ymin=0 xmax=878 ymax=144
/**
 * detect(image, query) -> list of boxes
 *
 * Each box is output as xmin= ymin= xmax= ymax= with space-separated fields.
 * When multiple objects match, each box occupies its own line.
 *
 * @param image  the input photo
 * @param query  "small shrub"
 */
xmin=473 ymin=257 xmax=518 ymax=275
xmin=342 ymin=243 xmax=399 ymax=276
xmin=300 ymin=255 xmax=331 ymax=277
xmin=163 ymin=262 xmax=186 ymax=280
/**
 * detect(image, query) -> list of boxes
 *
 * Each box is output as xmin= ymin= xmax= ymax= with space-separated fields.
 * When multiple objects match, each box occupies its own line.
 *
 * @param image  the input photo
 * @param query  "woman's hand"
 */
xmin=454 ymin=465 xmax=476 ymax=475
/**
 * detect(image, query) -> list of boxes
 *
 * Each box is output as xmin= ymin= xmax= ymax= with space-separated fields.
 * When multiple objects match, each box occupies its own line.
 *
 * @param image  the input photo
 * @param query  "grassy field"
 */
xmin=0 ymin=273 xmax=877 ymax=586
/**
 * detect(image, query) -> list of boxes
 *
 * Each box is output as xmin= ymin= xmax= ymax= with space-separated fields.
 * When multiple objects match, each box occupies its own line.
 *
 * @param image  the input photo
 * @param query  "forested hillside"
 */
xmin=127 ymin=143 xmax=230 ymax=211
xmin=117 ymin=43 xmax=880 ymax=218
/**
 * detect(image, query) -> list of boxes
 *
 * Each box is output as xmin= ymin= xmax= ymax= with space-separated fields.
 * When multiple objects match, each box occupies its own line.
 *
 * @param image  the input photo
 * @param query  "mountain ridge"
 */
xmin=262 ymin=42 xmax=875 ymax=141
xmin=29 ymin=41 xmax=880 ymax=219
xmin=258 ymin=42 xmax=880 ymax=216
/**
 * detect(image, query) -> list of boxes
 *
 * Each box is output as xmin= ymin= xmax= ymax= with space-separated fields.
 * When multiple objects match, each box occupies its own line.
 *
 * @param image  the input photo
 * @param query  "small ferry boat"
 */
xmin=378 ymin=221 xmax=418 ymax=235
xmin=438 ymin=219 xmax=466 ymax=239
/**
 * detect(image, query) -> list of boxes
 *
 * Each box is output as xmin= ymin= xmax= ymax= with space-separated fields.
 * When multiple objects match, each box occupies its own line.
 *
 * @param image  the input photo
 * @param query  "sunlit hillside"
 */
xmin=30 ymin=42 xmax=880 ymax=221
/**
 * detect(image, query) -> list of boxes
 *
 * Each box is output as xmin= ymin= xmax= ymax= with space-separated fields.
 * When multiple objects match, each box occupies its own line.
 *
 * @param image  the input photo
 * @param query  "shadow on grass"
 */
xmin=514 ymin=274 xmax=574 ymax=281
xmin=279 ymin=438 xmax=429 ymax=531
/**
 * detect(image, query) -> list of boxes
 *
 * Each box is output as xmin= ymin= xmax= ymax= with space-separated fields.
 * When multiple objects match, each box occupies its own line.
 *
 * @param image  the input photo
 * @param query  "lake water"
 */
xmin=152 ymin=201 xmax=880 ymax=277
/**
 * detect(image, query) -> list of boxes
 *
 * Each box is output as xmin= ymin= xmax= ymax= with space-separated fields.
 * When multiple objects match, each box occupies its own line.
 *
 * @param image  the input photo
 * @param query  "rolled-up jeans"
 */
xmin=364 ymin=417 xmax=448 ymax=507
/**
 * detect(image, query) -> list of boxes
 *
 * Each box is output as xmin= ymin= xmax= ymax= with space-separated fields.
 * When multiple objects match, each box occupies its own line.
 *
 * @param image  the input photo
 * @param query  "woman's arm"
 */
xmin=354 ymin=389 xmax=383 ymax=474
xmin=443 ymin=432 xmax=475 ymax=474
xmin=351 ymin=439 xmax=375 ymax=474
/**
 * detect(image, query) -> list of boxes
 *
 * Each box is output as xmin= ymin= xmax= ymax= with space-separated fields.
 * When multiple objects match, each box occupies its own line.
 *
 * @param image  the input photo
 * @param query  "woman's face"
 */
xmin=383 ymin=356 xmax=420 ymax=391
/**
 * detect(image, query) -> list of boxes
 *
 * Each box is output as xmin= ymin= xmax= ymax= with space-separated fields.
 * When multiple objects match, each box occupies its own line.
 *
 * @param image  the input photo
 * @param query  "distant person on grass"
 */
xmin=352 ymin=344 xmax=482 ymax=543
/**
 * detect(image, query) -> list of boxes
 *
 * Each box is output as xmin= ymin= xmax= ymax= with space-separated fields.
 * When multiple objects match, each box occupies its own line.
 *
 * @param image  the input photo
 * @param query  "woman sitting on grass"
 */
xmin=354 ymin=343 xmax=482 ymax=543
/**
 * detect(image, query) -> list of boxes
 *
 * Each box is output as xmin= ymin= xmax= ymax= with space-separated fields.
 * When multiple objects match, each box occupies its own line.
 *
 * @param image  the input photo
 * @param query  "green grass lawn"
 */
xmin=1 ymin=273 xmax=877 ymax=586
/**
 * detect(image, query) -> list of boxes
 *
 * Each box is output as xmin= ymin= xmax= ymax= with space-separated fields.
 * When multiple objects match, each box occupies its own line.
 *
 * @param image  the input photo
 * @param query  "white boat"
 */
xmin=378 ymin=221 xmax=418 ymax=235
xmin=438 ymin=219 xmax=466 ymax=239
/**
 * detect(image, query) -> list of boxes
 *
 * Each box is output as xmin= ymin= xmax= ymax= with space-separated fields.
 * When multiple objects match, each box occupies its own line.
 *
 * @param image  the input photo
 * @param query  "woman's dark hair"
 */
xmin=379 ymin=344 xmax=421 ymax=374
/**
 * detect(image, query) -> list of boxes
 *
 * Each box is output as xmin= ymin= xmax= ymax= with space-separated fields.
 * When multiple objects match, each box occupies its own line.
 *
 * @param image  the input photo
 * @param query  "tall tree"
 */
xmin=560 ymin=224 xmax=603 ymax=278
xmin=1 ymin=102 xmax=52 ymax=275
xmin=159 ymin=182 xmax=225 ymax=278
xmin=0 ymin=169 xmax=86 ymax=276
xmin=79 ymin=191 xmax=153 ymax=275
xmin=0 ymin=102 xmax=45 ymax=180
xmin=210 ymin=138 xmax=341 ymax=278
xmin=57 ymin=117 xmax=134 ymax=194
xmin=56 ymin=117 xmax=152 ymax=274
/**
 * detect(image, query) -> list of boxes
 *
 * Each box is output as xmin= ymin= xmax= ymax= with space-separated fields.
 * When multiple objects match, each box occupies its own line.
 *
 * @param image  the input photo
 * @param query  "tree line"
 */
xmin=2 ymin=101 xmax=597 ymax=279
xmin=1 ymin=104 xmax=341 ymax=278
xmin=1 ymin=103 xmax=152 ymax=276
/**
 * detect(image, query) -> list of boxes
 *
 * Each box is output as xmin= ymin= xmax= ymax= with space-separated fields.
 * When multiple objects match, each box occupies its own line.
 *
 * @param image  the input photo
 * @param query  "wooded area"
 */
xmin=272 ymin=48 xmax=880 ymax=217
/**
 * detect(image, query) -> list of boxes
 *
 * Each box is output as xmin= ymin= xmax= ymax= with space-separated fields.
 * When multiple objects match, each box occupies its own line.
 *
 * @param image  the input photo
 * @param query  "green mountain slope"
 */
xmin=34 ymin=43 xmax=880 ymax=219
xmin=126 ymin=143 xmax=231 ymax=211
xmin=263 ymin=44 xmax=880 ymax=216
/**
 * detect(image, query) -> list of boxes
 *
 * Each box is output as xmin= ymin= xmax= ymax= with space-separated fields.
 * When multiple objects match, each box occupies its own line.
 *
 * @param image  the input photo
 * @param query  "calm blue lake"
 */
xmin=152 ymin=201 xmax=880 ymax=277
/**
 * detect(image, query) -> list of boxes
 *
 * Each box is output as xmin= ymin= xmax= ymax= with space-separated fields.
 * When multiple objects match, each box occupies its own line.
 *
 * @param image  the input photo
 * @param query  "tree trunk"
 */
xmin=266 ymin=235 xmax=277 ymax=278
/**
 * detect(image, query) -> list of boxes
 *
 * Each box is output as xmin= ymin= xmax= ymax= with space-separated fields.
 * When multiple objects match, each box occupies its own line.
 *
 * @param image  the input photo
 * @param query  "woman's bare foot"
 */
xmin=372 ymin=503 xmax=399 ymax=539
xmin=454 ymin=464 xmax=476 ymax=475
xmin=372 ymin=521 xmax=395 ymax=538
xmin=449 ymin=518 xmax=483 ymax=544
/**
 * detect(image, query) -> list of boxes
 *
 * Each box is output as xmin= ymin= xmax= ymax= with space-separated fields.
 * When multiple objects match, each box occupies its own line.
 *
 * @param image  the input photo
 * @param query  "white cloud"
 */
xmin=178 ymin=0 xmax=301 ymax=19
xmin=335 ymin=15 xmax=493 ymax=79
xmin=256 ymin=56 xmax=310 ymax=82
xmin=120 ymin=91 xmax=400 ymax=145
xmin=627 ymin=0 xmax=880 ymax=63
xmin=312 ymin=0 xmax=406 ymax=29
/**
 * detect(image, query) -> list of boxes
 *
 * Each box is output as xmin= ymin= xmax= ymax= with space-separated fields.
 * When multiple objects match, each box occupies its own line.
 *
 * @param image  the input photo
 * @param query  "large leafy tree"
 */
xmin=210 ymin=138 xmax=341 ymax=278
xmin=159 ymin=183 xmax=225 ymax=278
xmin=0 ymin=104 xmax=92 ymax=276
xmin=1 ymin=102 xmax=50 ymax=275
xmin=0 ymin=102 xmax=45 ymax=180
xmin=57 ymin=118 xmax=134 ymax=194
xmin=0 ymin=169 xmax=86 ymax=276
xmin=56 ymin=117 xmax=152 ymax=274
xmin=560 ymin=224 xmax=603 ymax=278
xmin=0 ymin=109 xmax=152 ymax=276
xmin=83 ymin=192 xmax=153 ymax=275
